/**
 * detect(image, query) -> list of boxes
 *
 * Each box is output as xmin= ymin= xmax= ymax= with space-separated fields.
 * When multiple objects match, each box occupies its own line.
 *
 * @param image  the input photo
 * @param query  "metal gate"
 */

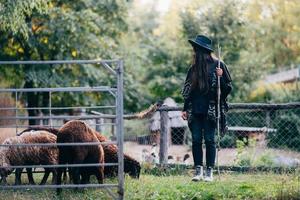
xmin=0 ymin=59 xmax=124 ymax=199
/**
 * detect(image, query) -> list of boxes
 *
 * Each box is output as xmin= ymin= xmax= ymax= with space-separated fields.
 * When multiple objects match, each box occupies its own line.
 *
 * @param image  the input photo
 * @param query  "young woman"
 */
xmin=181 ymin=35 xmax=232 ymax=181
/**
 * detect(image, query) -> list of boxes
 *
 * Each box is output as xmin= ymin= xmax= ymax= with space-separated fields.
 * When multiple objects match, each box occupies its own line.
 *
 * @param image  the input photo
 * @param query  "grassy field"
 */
xmin=0 ymin=172 xmax=299 ymax=200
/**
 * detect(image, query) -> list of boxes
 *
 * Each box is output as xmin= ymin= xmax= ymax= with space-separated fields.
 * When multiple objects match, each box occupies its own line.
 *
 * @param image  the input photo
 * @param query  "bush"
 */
xmin=220 ymin=134 xmax=236 ymax=148
xmin=267 ymin=112 xmax=300 ymax=151
xmin=235 ymin=139 xmax=276 ymax=167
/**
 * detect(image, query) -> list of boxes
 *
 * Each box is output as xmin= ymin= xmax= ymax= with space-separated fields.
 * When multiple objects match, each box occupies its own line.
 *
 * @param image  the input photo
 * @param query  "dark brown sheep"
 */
xmin=56 ymin=120 xmax=104 ymax=194
xmin=0 ymin=131 xmax=58 ymax=185
xmin=93 ymin=132 xmax=141 ymax=179
xmin=20 ymin=126 xmax=141 ymax=179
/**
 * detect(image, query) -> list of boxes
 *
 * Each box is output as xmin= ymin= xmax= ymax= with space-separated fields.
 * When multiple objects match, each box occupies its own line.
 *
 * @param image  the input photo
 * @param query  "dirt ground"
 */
xmin=124 ymin=142 xmax=238 ymax=165
xmin=124 ymin=141 xmax=300 ymax=166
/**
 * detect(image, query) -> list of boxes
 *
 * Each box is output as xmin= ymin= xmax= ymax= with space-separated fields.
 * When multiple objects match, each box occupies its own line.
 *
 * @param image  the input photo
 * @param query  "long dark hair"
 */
xmin=191 ymin=47 xmax=213 ymax=94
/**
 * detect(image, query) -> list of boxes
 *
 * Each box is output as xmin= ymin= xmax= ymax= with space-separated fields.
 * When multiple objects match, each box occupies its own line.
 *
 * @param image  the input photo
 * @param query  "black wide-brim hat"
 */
xmin=188 ymin=35 xmax=214 ymax=52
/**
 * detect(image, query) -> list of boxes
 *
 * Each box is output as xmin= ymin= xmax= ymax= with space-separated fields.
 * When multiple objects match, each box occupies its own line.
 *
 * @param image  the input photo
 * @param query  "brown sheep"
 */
xmin=56 ymin=120 xmax=104 ymax=194
xmin=93 ymin=132 xmax=141 ymax=179
xmin=18 ymin=127 xmax=59 ymax=136
xmin=16 ymin=129 xmax=68 ymax=185
xmin=20 ymin=126 xmax=141 ymax=179
xmin=0 ymin=131 xmax=58 ymax=185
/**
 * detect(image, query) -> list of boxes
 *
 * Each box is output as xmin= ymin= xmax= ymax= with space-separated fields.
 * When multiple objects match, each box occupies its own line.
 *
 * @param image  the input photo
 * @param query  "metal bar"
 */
xmin=49 ymin=91 xmax=52 ymax=127
xmin=0 ymin=183 xmax=118 ymax=189
xmin=0 ymin=123 xmax=116 ymax=128
xmin=15 ymin=91 xmax=18 ymax=135
xmin=0 ymin=115 xmax=116 ymax=120
xmin=0 ymin=163 xmax=118 ymax=169
xmin=0 ymin=105 xmax=116 ymax=111
xmin=0 ymin=59 xmax=119 ymax=65
xmin=0 ymin=141 xmax=117 ymax=147
xmin=116 ymin=60 xmax=124 ymax=200
xmin=0 ymin=86 xmax=117 ymax=93
xmin=109 ymin=90 xmax=116 ymax=98
xmin=92 ymin=110 xmax=157 ymax=120
xmin=98 ymin=61 xmax=117 ymax=75
xmin=266 ymin=110 xmax=271 ymax=128
xmin=104 ymin=187 xmax=118 ymax=199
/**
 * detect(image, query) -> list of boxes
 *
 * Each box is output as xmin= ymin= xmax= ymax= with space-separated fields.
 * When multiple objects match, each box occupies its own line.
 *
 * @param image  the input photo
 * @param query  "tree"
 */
xmin=129 ymin=0 xmax=191 ymax=104
xmin=181 ymin=0 xmax=247 ymax=101
xmin=236 ymin=0 xmax=300 ymax=102
xmin=0 ymin=0 xmax=128 ymax=124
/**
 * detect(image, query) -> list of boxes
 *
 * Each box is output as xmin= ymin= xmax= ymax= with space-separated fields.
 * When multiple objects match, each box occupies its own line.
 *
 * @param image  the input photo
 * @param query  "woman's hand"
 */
xmin=182 ymin=111 xmax=188 ymax=120
xmin=216 ymin=68 xmax=223 ymax=76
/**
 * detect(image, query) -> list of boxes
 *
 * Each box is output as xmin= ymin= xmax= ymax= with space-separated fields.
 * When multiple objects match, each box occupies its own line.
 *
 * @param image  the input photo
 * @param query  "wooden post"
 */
xmin=159 ymin=105 xmax=169 ymax=165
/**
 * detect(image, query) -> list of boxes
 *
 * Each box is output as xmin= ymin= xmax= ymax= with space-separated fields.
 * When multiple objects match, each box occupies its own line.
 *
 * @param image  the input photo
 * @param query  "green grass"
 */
xmin=0 ymin=172 xmax=299 ymax=200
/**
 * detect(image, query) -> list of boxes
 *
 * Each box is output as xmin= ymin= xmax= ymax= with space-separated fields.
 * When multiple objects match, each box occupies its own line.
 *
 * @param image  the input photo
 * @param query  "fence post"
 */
xmin=116 ymin=59 xmax=124 ymax=200
xmin=15 ymin=92 xmax=18 ymax=135
xmin=266 ymin=110 xmax=271 ymax=127
xmin=159 ymin=105 xmax=169 ymax=165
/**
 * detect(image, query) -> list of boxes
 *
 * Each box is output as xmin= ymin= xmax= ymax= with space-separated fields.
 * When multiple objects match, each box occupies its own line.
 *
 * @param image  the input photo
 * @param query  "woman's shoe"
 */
xmin=192 ymin=165 xmax=203 ymax=182
xmin=204 ymin=167 xmax=214 ymax=182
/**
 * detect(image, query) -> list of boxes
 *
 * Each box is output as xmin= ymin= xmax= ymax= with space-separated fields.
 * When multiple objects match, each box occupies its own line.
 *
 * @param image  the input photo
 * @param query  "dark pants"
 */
xmin=188 ymin=114 xmax=216 ymax=168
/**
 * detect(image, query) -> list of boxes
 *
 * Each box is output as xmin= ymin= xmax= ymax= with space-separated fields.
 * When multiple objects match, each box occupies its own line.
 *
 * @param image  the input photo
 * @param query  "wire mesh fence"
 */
xmin=122 ymin=102 xmax=300 ymax=171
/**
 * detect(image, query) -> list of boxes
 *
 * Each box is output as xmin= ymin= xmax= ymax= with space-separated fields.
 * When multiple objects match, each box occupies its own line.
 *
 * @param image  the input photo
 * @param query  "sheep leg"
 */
xmin=40 ymin=168 xmax=50 ymax=185
xmin=80 ymin=171 xmax=89 ymax=185
xmin=67 ymin=167 xmax=73 ymax=183
xmin=2 ymin=177 xmax=7 ymax=185
xmin=72 ymin=167 xmax=81 ymax=185
xmin=56 ymin=167 xmax=64 ymax=195
xmin=26 ymin=168 xmax=35 ymax=185
xmin=15 ymin=168 xmax=23 ymax=185
xmin=57 ymin=152 xmax=65 ymax=195
xmin=95 ymin=167 xmax=104 ymax=184
xmin=62 ymin=168 xmax=68 ymax=184
xmin=51 ymin=169 xmax=57 ymax=185
xmin=0 ymin=176 xmax=7 ymax=185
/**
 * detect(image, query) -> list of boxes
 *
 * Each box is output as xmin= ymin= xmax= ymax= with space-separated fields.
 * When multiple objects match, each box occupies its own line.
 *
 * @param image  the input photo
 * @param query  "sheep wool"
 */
xmin=56 ymin=120 xmax=105 ymax=194
xmin=0 ymin=131 xmax=58 ymax=184
xmin=94 ymin=132 xmax=141 ymax=178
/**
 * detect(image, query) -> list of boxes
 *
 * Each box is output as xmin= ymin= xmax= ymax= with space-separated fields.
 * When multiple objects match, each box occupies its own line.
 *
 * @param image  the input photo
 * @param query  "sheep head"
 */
xmin=0 ymin=150 xmax=13 ymax=179
xmin=124 ymin=155 xmax=141 ymax=179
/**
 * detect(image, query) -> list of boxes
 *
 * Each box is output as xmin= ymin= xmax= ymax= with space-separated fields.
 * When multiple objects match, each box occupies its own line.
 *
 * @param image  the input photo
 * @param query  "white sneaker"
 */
xmin=192 ymin=166 xmax=203 ymax=182
xmin=204 ymin=167 xmax=214 ymax=182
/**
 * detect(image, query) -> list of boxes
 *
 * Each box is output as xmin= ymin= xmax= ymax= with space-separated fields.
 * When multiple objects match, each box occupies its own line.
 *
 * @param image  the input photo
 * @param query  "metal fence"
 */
xmin=123 ymin=102 xmax=300 ymax=170
xmin=0 ymin=59 xmax=124 ymax=200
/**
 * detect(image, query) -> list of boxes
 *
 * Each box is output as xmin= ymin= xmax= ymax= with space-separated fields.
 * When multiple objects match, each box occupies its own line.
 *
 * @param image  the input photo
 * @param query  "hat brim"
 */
xmin=188 ymin=39 xmax=214 ymax=52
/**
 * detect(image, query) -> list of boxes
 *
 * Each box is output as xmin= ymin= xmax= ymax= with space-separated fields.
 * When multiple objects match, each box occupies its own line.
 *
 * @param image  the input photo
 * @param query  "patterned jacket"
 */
xmin=181 ymin=58 xmax=232 ymax=133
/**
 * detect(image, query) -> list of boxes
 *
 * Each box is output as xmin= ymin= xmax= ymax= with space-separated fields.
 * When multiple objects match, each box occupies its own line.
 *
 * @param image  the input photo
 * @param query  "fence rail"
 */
xmin=157 ymin=102 xmax=300 ymax=111
xmin=0 ymin=141 xmax=117 ymax=147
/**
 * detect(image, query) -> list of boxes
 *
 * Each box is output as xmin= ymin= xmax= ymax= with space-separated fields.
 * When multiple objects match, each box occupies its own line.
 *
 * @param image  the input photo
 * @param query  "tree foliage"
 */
xmin=0 ymin=0 xmax=130 ymax=121
xmin=0 ymin=0 xmax=299 ymax=115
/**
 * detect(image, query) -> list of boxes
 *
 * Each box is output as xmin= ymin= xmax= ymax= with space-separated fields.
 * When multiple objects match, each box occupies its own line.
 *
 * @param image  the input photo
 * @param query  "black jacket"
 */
xmin=182 ymin=58 xmax=232 ymax=132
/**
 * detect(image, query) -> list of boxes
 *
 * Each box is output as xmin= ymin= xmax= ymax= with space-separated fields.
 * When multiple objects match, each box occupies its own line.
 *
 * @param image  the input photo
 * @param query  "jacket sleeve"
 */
xmin=220 ymin=62 xmax=232 ymax=100
xmin=182 ymin=67 xmax=192 ymax=111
